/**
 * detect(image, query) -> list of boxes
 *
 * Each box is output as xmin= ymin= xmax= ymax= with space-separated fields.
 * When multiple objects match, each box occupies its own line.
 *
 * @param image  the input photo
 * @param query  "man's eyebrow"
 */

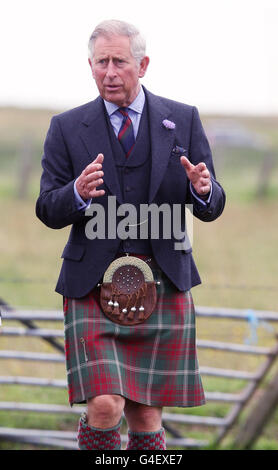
xmin=94 ymin=55 xmax=108 ymax=60
xmin=94 ymin=54 xmax=129 ymax=61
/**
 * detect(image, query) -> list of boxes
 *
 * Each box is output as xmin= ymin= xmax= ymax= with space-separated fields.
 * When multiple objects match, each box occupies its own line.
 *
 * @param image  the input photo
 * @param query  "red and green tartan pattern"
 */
xmin=63 ymin=262 xmax=205 ymax=408
xmin=126 ymin=428 xmax=166 ymax=450
xmin=77 ymin=414 xmax=121 ymax=450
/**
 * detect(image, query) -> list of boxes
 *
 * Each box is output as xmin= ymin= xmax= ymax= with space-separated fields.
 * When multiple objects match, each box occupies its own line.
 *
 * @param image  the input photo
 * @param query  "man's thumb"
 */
xmin=96 ymin=153 xmax=104 ymax=163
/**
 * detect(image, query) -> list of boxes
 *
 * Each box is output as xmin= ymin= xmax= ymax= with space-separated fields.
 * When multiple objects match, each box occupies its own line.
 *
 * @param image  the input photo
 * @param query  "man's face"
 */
xmin=89 ymin=34 xmax=149 ymax=107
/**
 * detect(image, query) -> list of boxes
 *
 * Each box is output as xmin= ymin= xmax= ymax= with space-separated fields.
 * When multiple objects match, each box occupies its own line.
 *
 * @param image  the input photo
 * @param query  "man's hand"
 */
xmin=75 ymin=153 xmax=105 ymax=200
xmin=180 ymin=156 xmax=211 ymax=197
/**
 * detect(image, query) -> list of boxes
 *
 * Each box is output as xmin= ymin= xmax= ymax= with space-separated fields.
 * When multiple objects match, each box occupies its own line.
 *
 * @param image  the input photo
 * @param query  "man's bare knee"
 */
xmin=87 ymin=394 xmax=125 ymax=428
xmin=124 ymin=401 xmax=162 ymax=432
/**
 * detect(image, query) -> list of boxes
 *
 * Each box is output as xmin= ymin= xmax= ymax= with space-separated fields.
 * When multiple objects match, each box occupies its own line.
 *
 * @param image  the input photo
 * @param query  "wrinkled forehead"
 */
xmin=92 ymin=34 xmax=133 ymax=59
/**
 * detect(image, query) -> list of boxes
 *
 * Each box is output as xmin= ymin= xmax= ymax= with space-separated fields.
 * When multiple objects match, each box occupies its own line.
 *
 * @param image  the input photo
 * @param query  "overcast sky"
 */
xmin=1 ymin=0 xmax=277 ymax=114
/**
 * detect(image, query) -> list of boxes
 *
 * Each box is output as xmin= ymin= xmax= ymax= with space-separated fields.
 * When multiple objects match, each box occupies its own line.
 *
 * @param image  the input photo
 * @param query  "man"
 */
xmin=36 ymin=19 xmax=225 ymax=450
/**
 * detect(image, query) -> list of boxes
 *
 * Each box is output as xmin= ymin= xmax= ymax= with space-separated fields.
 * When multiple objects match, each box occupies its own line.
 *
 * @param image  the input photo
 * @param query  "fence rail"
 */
xmin=0 ymin=426 xmax=207 ymax=450
xmin=3 ymin=306 xmax=278 ymax=322
xmin=1 ymin=326 xmax=275 ymax=354
xmin=1 ymin=304 xmax=278 ymax=449
xmin=0 ymin=377 xmax=244 ymax=403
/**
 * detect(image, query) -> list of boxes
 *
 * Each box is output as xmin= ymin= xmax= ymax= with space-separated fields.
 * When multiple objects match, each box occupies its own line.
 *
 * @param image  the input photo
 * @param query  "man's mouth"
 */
xmin=105 ymin=85 xmax=122 ymax=91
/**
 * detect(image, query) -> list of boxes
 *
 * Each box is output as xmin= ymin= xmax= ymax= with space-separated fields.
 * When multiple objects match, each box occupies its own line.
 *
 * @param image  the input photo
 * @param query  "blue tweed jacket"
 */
xmin=36 ymin=87 xmax=226 ymax=298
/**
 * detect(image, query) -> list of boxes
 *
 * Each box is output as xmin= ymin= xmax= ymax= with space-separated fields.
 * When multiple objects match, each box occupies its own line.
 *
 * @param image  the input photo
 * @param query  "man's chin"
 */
xmin=103 ymin=91 xmax=128 ymax=107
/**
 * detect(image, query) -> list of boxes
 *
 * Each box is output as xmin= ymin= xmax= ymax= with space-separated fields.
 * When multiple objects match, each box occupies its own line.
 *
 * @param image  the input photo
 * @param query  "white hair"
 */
xmin=88 ymin=19 xmax=147 ymax=65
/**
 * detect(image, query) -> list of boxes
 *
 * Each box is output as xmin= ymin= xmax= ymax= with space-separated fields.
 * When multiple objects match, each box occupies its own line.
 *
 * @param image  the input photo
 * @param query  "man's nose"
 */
xmin=106 ymin=60 xmax=117 ymax=79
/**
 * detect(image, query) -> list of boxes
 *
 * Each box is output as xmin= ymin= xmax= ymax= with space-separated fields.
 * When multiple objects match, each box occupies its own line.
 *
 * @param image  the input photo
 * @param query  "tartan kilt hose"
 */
xmin=63 ymin=260 xmax=205 ymax=408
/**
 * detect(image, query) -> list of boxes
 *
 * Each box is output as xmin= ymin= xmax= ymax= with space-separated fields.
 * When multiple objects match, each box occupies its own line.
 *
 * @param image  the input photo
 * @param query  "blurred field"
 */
xmin=1 ymin=106 xmax=277 ymax=310
xmin=0 ymin=106 xmax=278 ymax=449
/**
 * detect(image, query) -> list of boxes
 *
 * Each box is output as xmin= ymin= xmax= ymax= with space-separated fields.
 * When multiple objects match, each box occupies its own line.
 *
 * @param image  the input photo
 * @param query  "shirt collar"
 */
xmin=104 ymin=86 xmax=145 ymax=117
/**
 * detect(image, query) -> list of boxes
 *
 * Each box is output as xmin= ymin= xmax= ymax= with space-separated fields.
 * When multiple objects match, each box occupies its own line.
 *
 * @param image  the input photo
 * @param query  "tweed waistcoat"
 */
xmin=106 ymin=103 xmax=152 ymax=255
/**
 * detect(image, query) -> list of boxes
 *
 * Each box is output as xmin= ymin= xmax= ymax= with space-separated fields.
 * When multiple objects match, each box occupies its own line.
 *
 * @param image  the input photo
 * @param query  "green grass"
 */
xmin=0 ymin=107 xmax=278 ymax=450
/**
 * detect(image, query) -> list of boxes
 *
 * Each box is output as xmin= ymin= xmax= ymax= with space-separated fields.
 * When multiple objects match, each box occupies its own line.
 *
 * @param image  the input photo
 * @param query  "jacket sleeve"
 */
xmin=35 ymin=116 xmax=86 ymax=229
xmin=187 ymin=106 xmax=226 ymax=222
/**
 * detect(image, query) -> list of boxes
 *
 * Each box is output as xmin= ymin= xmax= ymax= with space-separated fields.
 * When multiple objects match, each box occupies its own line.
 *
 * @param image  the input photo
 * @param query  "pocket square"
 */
xmin=171 ymin=145 xmax=187 ymax=156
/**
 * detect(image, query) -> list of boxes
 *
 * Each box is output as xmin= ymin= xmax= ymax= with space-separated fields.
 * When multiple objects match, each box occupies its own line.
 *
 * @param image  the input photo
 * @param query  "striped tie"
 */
xmin=118 ymin=108 xmax=135 ymax=158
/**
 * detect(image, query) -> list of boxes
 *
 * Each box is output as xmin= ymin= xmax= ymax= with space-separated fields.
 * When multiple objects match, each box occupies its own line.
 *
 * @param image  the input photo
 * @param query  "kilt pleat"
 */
xmin=63 ymin=261 xmax=205 ymax=408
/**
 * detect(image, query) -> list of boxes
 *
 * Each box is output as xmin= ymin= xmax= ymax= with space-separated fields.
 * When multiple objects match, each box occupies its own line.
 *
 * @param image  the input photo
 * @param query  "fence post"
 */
xmin=233 ymin=364 xmax=278 ymax=449
xmin=255 ymin=151 xmax=275 ymax=199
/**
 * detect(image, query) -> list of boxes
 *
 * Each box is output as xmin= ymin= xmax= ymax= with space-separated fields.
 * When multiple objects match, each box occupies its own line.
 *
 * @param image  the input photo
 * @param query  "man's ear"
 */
xmin=138 ymin=56 xmax=150 ymax=78
xmin=88 ymin=58 xmax=95 ymax=78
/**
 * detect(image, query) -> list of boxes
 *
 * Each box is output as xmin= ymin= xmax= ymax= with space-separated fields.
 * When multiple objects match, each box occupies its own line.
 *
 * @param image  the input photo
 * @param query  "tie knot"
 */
xmin=118 ymin=107 xmax=129 ymax=117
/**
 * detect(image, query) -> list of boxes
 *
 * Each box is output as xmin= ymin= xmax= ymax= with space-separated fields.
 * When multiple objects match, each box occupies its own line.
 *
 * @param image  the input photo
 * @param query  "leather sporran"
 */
xmin=100 ymin=256 xmax=157 ymax=326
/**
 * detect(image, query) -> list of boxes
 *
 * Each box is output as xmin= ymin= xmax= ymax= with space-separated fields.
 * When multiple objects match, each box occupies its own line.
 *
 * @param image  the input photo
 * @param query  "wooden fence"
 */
xmin=1 ymin=303 xmax=278 ymax=449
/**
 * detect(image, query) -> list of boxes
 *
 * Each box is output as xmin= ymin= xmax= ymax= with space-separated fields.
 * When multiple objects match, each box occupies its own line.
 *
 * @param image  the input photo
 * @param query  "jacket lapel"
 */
xmin=79 ymin=89 xmax=175 ymax=206
xmin=79 ymin=97 xmax=123 ymax=204
xmin=144 ymin=88 xmax=176 ymax=203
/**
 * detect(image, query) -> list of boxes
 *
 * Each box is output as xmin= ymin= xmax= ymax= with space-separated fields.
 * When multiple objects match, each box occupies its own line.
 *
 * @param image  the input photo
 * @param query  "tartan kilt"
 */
xmin=63 ymin=260 xmax=205 ymax=408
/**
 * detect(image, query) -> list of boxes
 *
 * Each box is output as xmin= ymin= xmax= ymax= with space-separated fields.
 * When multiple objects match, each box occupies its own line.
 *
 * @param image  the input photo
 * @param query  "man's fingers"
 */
xmin=76 ymin=153 xmax=105 ymax=199
xmin=179 ymin=155 xmax=211 ymax=195
xmin=81 ymin=179 xmax=105 ymax=199
xmin=89 ymin=188 xmax=105 ymax=198
xmin=84 ymin=154 xmax=104 ymax=175
xmin=83 ymin=163 xmax=102 ymax=176
xmin=87 ymin=177 xmax=104 ymax=191
xmin=180 ymin=157 xmax=209 ymax=175
xmin=85 ymin=170 xmax=104 ymax=184
xmin=201 ymin=169 xmax=210 ymax=178
xmin=87 ymin=175 xmax=105 ymax=197
xmin=196 ymin=162 xmax=207 ymax=174
xmin=200 ymin=176 xmax=210 ymax=185
xmin=180 ymin=156 xmax=194 ymax=172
